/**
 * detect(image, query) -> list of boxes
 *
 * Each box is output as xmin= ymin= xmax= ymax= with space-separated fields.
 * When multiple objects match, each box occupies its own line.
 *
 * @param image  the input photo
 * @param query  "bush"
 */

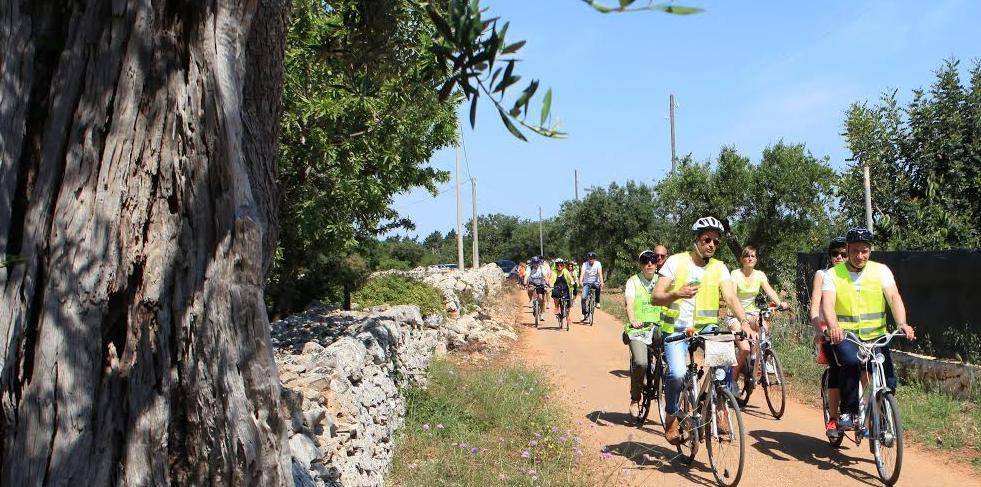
xmin=352 ymin=275 xmax=445 ymax=317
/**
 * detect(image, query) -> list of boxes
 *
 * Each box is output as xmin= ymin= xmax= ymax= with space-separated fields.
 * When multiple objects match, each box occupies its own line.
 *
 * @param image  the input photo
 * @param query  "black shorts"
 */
xmin=532 ymin=284 xmax=546 ymax=295
xmin=551 ymin=287 xmax=570 ymax=300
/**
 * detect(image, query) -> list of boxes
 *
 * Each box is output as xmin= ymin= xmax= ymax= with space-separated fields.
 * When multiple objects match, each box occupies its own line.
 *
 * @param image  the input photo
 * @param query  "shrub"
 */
xmin=352 ymin=274 xmax=445 ymax=317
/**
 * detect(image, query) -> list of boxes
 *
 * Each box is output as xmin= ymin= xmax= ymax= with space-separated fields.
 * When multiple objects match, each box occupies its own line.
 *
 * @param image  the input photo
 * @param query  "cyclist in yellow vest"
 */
xmin=821 ymin=227 xmax=915 ymax=430
xmin=730 ymin=245 xmax=789 ymax=394
xmin=624 ymin=246 xmax=669 ymax=417
xmin=652 ymin=217 xmax=754 ymax=445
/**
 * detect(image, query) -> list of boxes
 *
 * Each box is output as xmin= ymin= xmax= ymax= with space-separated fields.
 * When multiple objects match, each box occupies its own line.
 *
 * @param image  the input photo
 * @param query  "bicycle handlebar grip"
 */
xmin=664 ymin=333 xmax=687 ymax=343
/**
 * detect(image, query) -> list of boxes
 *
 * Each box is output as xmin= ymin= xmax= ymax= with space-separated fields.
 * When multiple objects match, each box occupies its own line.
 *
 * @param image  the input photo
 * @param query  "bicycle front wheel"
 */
xmin=674 ymin=384 xmax=699 ymax=465
xmin=706 ymin=388 xmax=746 ymax=487
xmin=872 ymin=392 xmax=904 ymax=485
xmin=762 ymin=349 xmax=786 ymax=419
xmin=533 ymin=301 xmax=540 ymax=328
xmin=636 ymin=358 xmax=657 ymax=426
xmin=587 ymin=294 xmax=596 ymax=325
xmin=821 ymin=368 xmax=843 ymax=447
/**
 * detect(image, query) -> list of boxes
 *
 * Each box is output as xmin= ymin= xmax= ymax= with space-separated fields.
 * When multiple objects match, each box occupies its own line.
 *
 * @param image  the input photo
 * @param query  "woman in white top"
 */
xmin=810 ymin=236 xmax=847 ymax=439
xmin=730 ymin=245 xmax=788 ymax=392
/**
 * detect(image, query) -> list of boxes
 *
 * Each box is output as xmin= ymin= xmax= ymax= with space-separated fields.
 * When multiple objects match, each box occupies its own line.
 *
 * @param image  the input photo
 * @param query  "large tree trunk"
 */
xmin=0 ymin=1 xmax=292 ymax=485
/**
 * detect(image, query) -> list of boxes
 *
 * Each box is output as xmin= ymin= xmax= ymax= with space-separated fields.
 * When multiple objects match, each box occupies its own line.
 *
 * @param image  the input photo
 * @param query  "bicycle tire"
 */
xmin=872 ymin=392 xmax=904 ymax=485
xmin=821 ymin=369 xmax=844 ymax=447
xmin=762 ymin=349 xmax=786 ymax=419
xmin=636 ymin=355 xmax=662 ymax=427
xmin=533 ymin=300 xmax=540 ymax=328
xmin=563 ymin=299 xmax=570 ymax=331
xmin=706 ymin=388 xmax=746 ymax=487
xmin=735 ymin=364 xmax=754 ymax=408
xmin=655 ymin=358 xmax=667 ymax=426
xmin=587 ymin=293 xmax=596 ymax=325
xmin=674 ymin=382 xmax=699 ymax=464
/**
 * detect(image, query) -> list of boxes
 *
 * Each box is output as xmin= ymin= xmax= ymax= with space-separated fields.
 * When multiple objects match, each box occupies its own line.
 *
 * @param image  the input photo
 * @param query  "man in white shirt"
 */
xmin=579 ymin=251 xmax=604 ymax=318
xmin=652 ymin=217 xmax=754 ymax=444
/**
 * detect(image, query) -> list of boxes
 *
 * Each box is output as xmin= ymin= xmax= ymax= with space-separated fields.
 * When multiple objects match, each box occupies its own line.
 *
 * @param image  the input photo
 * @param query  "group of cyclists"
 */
xmin=519 ymin=215 xmax=916 ymax=484
xmin=519 ymin=251 xmax=604 ymax=328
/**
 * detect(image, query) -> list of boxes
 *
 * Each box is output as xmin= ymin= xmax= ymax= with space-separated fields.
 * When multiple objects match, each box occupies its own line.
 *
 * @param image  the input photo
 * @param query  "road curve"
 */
xmin=513 ymin=290 xmax=978 ymax=486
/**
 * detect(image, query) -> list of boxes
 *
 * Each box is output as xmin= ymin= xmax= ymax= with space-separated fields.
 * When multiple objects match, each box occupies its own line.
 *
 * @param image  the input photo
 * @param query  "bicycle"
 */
xmin=554 ymin=288 xmax=572 ymax=331
xmin=633 ymin=324 xmax=667 ymax=427
xmin=582 ymin=283 xmax=598 ymax=325
xmin=665 ymin=327 xmax=747 ymax=487
xmin=734 ymin=306 xmax=786 ymax=418
xmin=821 ymin=330 xmax=905 ymax=486
xmin=528 ymin=284 xmax=546 ymax=328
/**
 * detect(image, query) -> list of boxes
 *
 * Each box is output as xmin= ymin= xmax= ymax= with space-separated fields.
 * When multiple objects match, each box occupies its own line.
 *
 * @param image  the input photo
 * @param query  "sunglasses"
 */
xmin=640 ymin=256 xmax=657 ymax=264
xmin=830 ymin=250 xmax=847 ymax=258
xmin=699 ymin=236 xmax=721 ymax=246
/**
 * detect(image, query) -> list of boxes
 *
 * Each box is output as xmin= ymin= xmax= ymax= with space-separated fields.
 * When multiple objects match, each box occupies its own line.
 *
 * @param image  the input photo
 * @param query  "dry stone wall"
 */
xmin=273 ymin=264 xmax=512 ymax=486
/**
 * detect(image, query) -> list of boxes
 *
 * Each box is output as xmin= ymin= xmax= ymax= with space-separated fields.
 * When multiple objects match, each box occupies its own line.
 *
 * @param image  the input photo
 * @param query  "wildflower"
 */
xmin=459 ymin=442 xmax=468 ymax=449
xmin=422 ymin=424 xmax=430 ymax=431
xmin=436 ymin=424 xmax=444 ymax=429
xmin=520 ymin=450 xmax=531 ymax=459
xmin=527 ymin=468 xmax=537 ymax=475
xmin=575 ymin=449 xmax=583 ymax=456
xmin=470 ymin=447 xmax=479 ymax=455
xmin=600 ymin=451 xmax=613 ymax=460
xmin=558 ymin=435 xmax=568 ymax=442
xmin=534 ymin=432 xmax=542 ymax=438
xmin=551 ymin=426 xmax=559 ymax=433
xmin=528 ymin=440 xmax=538 ymax=447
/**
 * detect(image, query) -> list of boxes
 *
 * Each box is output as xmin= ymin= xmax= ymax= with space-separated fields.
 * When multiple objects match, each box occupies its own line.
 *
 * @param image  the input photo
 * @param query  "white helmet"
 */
xmin=691 ymin=216 xmax=725 ymax=237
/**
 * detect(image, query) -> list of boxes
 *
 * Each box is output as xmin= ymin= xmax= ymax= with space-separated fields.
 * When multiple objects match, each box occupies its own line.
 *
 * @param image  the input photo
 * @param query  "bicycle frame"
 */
xmin=837 ymin=330 xmax=903 ymax=444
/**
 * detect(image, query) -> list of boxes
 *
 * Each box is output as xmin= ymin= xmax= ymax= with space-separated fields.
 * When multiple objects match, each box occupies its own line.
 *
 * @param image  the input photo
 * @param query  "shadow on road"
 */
xmin=586 ymin=410 xmax=661 ymax=435
xmin=749 ymin=429 xmax=880 ymax=486
xmin=602 ymin=440 xmax=717 ymax=486
xmin=609 ymin=369 xmax=630 ymax=378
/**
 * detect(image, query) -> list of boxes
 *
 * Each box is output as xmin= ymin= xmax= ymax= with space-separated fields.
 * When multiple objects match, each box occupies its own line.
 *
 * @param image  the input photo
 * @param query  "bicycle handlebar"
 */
xmin=663 ymin=328 xmax=746 ymax=343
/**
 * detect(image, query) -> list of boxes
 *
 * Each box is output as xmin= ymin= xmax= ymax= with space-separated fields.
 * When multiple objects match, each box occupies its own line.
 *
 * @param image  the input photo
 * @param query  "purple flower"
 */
xmin=528 ymin=440 xmax=538 ymax=447
xmin=558 ymin=435 xmax=568 ymax=442
xmin=527 ymin=468 xmax=537 ymax=475
xmin=534 ymin=432 xmax=542 ymax=438
xmin=459 ymin=442 xmax=468 ymax=449
xmin=470 ymin=447 xmax=479 ymax=455
xmin=520 ymin=450 xmax=531 ymax=459
xmin=551 ymin=426 xmax=559 ymax=433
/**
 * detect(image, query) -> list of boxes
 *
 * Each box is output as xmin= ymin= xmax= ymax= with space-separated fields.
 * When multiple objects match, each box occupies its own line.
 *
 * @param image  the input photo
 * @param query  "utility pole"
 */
xmin=863 ymin=163 xmax=873 ymax=230
xmin=455 ymin=136 xmax=464 ymax=270
xmin=670 ymin=94 xmax=677 ymax=173
xmin=574 ymin=169 xmax=580 ymax=201
xmin=538 ymin=206 xmax=544 ymax=257
xmin=471 ymin=177 xmax=479 ymax=268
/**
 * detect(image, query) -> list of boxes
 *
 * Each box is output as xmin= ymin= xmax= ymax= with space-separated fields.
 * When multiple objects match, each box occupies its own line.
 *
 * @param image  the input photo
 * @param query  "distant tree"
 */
xmin=841 ymin=58 xmax=981 ymax=250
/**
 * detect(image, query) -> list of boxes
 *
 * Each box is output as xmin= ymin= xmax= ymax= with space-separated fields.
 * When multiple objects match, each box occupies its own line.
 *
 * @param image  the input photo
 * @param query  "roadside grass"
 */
xmin=390 ymin=359 xmax=592 ymax=487
xmin=771 ymin=320 xmax=981 ymax=468
xmin=599 ymin=291 xmax=628 ymax=325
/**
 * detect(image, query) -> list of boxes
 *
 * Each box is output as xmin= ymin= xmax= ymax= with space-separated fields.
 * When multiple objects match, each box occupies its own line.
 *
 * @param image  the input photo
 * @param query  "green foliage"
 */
xmin=655 ymin=143 xmax=838 ymax=285
xmin=391 ymin=360 xmax=589 ymax=486
xmin=425 ymin=0 xmax=565 ymax=140
xmin=352 ymin=274 xmax=445 ymax=317
xmin=841 ymin=58 xmax=981 ymax=250
xmin=267 ymin=0 xmax=459 ymax=315
xmin=562 ymin=181 xmax=666 ymax=285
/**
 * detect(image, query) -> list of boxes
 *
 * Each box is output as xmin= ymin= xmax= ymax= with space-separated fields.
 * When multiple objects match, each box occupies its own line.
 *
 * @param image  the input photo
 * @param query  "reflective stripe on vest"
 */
xmin=660 ymin=252 xmax=726 ymax=333
xmin=832 ymin=261 xmax=888 ymax=341
xmin=626 ymin=274 xmax=660 ymax=333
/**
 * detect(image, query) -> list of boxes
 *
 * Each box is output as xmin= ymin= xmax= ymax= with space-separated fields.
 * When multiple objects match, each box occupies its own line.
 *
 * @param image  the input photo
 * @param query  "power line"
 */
xmin=459 ymin=130 xmax=473 ymax=180
xmin=395 ymin=183 xmax=455 ymax=208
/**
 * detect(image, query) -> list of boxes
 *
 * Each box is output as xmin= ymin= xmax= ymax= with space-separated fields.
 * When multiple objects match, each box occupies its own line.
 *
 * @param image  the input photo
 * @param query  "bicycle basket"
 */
xmin=704 ymin=338 xmax=737 ymax=367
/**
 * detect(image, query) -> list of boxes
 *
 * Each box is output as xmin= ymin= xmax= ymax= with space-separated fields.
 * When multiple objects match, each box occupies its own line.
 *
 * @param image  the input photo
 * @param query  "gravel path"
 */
xmin=513 ymin=291 xmax=979 ymax=486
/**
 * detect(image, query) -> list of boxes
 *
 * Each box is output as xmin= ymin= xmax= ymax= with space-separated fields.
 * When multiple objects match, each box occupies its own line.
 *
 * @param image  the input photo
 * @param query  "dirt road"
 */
xmin=514 ymin=291 xmax=978 ymax=486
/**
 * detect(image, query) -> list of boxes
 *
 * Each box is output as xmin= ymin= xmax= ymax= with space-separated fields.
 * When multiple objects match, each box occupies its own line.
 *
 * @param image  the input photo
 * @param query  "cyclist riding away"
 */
xmin=624 ymin=246 xmax=668 ymax=417
xmin=821 ymin=227 xmax=915 ymax=432
xmin=652 ymin=217 xmax=755 ymax=445
xmin=524 ymin=257 xmax=548 ymax=310
xmin=580 ymin=252 xmax=604 ymax=318
xmin=551 ymin=259 xmax=574 ymax=328
xmin=730 ymin=245 xmax=790 ymax=396
xmin=810 ymin=236 xmax=847 ymax=438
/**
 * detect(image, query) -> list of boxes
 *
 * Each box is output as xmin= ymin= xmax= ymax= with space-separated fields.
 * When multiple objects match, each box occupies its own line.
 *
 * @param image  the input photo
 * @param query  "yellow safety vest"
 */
xmin=625 ymin=273 xmax=661 ymax=333
xmin=661 ymin=252 xmax=727 ymax=333
xmin=733 ymin=269 xmax=764 ymax=312
xmin=831 ymin=261 xmax=888 ymax=340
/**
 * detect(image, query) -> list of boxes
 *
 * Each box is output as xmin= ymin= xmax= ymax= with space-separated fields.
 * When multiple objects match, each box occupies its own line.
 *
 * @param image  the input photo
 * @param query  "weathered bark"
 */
xmin=0 ymin=1 xmax=292 ymax=485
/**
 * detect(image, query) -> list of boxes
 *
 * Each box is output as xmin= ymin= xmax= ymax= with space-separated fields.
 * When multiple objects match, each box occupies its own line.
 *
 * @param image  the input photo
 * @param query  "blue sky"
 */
xmin=391 ymin=0 xmax=981 ymax=240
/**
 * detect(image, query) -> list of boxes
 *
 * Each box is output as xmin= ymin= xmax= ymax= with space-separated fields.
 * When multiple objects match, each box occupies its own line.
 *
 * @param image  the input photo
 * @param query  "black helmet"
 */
xmin=846 ymin=227 xmax=874 ymax=244
xmin=827 ymin=236 xmax=847 ymax=253
xmin=586 ymin=251 xmax=597 ymax=259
